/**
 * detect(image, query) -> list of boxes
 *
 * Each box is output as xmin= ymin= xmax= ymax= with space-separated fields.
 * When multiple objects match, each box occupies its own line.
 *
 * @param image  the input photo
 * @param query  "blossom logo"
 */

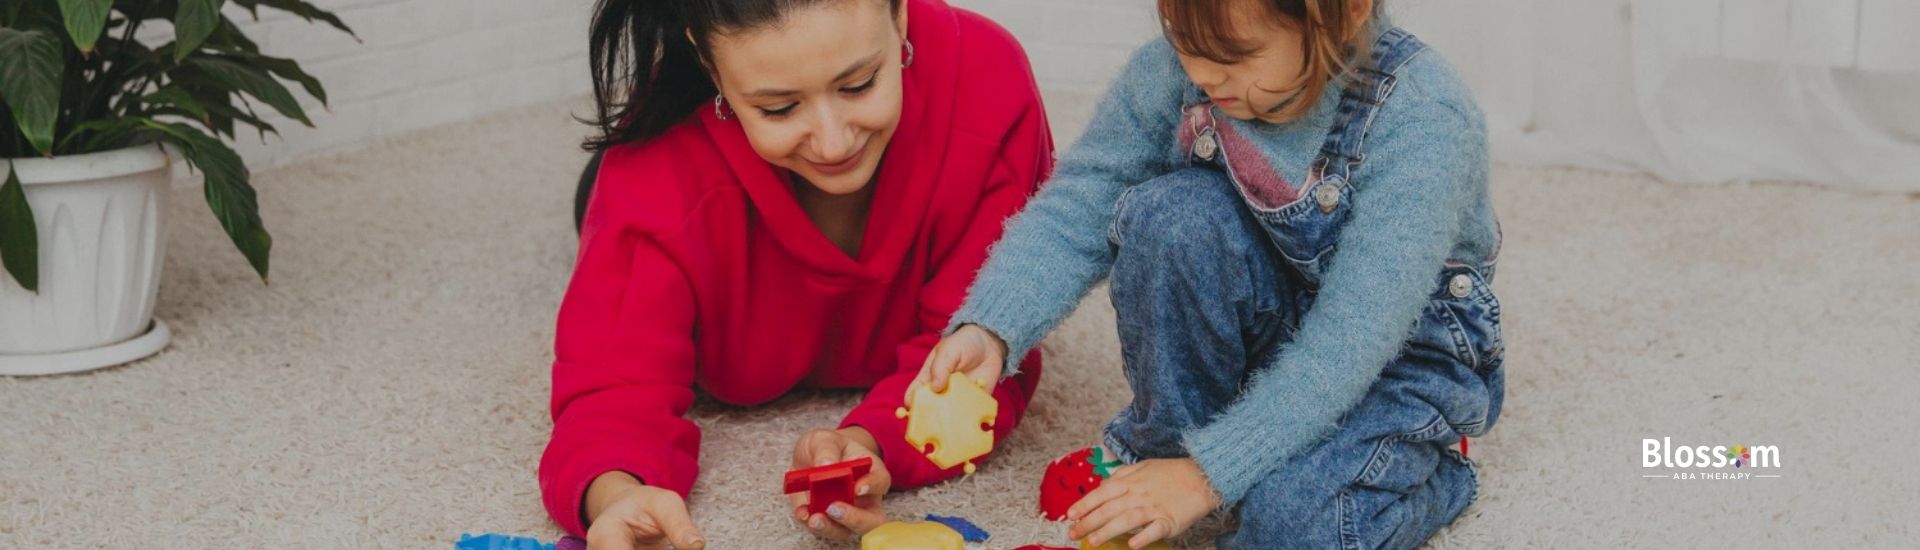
xmin=1641 ymin=437 xmax=1782 ymax=480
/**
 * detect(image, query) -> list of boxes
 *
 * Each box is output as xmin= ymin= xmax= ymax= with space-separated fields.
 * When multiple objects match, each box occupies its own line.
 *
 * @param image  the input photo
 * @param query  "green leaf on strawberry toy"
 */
xmin=1088 ymin=446 xmax=1123 ymax=478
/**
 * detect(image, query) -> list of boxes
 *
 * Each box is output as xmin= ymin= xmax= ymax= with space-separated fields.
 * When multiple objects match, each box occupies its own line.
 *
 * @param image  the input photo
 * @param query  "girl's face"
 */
xmin=1171 ymin=1 xmax=1311 ymax=123
xmin=707 ymin=0 xmax=906 ymax=195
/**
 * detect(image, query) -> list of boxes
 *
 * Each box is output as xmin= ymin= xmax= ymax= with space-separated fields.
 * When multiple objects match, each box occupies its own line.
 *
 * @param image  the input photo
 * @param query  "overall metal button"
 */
xmin=1314 ymin=181 xmax=1342 ymax=213
xmin=1448 ymin=273 xmax=1473 ymax=298
xmin=1195 ymin=133 xmax=1219 ymax=161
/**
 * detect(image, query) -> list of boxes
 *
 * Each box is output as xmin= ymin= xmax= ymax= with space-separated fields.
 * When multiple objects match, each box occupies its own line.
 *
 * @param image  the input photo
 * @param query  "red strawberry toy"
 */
xmin=1038 ymin=446 xmax=1122 ymax=520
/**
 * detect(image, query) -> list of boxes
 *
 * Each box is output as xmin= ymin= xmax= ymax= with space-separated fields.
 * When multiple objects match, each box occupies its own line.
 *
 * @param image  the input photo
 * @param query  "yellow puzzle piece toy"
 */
xmin=895 ymin=375 xmax=998 ymax=474
xmin=861 ymin=520 xmax=966 ymax=550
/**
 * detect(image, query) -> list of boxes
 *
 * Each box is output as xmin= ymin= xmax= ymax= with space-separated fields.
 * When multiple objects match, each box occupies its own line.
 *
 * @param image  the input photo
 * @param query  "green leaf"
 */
xmin=139 ymin=86 xmax=209 ymax=119
xmin=195 ymin=85 xmax=266 ymax=138
xmin=249 ymin=55 xmax=326 ymax=105
xmin=139 ymin=120 xmax=271 ymax=282
xmin=201 ymin=16 xmax=260 ymax=55
xmin=59 ymin=117 xmax=141 ymax=151
xmin=186 ymin=56 xmax=310 ymax=126
xmin=173 ymin=0 xmax=224 ymax=62
xmin=56 ymin=0 xmax=115 ymax=52
xmin=189 ymin=92 xmax=243 ymax=138
xmin=235 ymin=0 xmax=356 ymax=39
xmin=0 ymin=27 xmax=65 ymax=156
xmin=0 ymin=165 xmax=37 ymax=292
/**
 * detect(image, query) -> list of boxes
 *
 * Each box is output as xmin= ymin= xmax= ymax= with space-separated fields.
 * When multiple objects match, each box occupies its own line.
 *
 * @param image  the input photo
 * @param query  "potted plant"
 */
xmin=1 ymin=0 xmax=354 ymax=375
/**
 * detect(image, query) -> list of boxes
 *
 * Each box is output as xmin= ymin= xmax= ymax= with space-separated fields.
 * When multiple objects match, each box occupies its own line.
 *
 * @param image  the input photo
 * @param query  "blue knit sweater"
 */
xmin=947 ymin=36 xmax=1497 ymax=506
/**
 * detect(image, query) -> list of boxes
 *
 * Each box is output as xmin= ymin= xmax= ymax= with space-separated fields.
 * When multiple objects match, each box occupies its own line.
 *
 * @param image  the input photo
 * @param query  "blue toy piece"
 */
xmin=924 ymin=514 xmax=990 ymax=542
xmin=454 ymin=533 xmax=555 ymax=550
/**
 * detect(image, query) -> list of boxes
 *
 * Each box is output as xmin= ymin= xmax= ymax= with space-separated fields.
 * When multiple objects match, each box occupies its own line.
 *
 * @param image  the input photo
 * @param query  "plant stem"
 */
xmin=84 ymin=4 xmax=161 ymax=153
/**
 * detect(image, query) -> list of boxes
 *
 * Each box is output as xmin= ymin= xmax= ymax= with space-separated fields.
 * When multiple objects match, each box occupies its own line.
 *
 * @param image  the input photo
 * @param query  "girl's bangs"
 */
xmin=1158 ymin=0 xmax=1262 ymax=63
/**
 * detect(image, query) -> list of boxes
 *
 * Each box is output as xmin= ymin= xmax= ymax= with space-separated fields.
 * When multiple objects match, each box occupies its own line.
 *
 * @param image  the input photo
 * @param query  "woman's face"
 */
xmin=707 ymin=0 xmax=906 ymax=195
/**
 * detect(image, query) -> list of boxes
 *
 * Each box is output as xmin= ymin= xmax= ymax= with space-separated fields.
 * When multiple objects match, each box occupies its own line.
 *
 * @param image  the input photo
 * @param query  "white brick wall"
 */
xmin=959 ymin=0 xmax=1920 ymax=100
xmin=951 ymin=0 xmax=1157 ymax=94
xmin=201 ymin=0 xmax=1917 ymax=188
xmin=221 ymin=0 xmax=1146 ymax=169
xmin=190 ymin=0 xmax=597 ymax=168
xmin=952 ymin=0 xmax=1920 ymax=189
xmin=948 ymin=0 xmax=1156 ymax=136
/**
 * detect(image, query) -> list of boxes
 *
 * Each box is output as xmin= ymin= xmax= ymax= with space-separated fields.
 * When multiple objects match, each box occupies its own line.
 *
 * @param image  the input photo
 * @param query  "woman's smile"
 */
xmin=808 ymin=148 xmax=867 ymax=176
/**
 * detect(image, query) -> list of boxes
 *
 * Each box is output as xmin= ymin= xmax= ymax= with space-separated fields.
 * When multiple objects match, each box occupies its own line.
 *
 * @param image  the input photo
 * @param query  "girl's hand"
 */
xmin=912 ymin=324 xmax=1009 ymax=400
xmin=1066 ymin=458 xmax=1222 ymax=549
xmin=583 ymin=473 xmax=706 ymax=550
xmin=788 ymin=427 xmax=893 ymax=540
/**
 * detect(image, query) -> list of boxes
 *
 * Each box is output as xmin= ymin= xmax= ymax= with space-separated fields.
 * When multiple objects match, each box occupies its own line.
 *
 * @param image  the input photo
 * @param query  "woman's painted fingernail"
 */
xmin=810 ymin=517 xmax=825 ymax=529
xmin=856 ymin=484 xmax=869 ymax=496
xmin=827 ymin=504 xmax=846 ymax=520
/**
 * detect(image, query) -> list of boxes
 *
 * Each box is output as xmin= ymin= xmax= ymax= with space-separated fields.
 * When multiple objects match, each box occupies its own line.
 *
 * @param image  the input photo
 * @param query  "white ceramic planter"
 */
xmin=1 ymin=143 xmax=173 ymax=376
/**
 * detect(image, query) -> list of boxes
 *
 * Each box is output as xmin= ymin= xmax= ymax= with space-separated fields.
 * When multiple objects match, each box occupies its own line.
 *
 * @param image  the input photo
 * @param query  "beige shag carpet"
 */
xmin=3 ymin=96 xmax=1917 ymax=549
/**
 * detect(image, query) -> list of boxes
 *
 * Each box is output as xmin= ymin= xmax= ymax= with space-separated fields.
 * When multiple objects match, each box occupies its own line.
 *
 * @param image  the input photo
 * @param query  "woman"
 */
xmin=543 ymin=0 xmax=1052 ymax=548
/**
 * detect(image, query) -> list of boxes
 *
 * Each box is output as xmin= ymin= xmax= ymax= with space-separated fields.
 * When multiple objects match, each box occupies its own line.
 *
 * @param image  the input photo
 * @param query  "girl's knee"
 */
xmin=1338 ymin=450 xmax=1478 ymax=550
xmin=1223 ymin=439 xmax=1476 ymax=550
xmin=1111 ymin=168 xmax=1253 ymax=256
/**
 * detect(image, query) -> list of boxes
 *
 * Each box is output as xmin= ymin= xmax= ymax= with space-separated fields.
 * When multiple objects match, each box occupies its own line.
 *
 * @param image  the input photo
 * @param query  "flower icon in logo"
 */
xmin=1727 ymin=445 xmax=1751 ymax=468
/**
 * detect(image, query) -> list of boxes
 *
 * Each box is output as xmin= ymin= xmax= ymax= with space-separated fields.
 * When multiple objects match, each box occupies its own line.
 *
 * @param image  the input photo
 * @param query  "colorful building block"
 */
xmin=783 ymin=455 xmax=874 ymax=516
xmin=861 ymin=520 xmax=966 ymax=550
xmin=895 ymin=375 xmax=998 ymax=474
xmin=923 ymin=514 xmax=988 ymax=542
xmin=454 ymin=533 xmax=555 ymax=550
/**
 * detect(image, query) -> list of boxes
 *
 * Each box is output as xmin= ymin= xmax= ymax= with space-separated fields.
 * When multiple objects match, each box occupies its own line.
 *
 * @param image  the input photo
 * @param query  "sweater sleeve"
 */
xmin=1184 ymin=103 xmax=1487 ymax=506
xmin=840 ymin=87 xmax=1054 ymax=489
xmin=539 ymin=220 xmax=702 ymax=537
xmin=945 ymin=39 xmax=1187 ymax=377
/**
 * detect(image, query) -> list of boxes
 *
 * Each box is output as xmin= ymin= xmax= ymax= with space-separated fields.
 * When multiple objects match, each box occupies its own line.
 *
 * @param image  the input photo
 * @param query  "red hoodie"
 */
xmin=539 ymin=0 xmax=1053 ymax=536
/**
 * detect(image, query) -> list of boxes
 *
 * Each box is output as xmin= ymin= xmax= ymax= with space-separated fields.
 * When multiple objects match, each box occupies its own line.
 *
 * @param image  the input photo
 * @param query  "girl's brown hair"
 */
xmin=1158 ymin=0 xmax=1375 ymax=119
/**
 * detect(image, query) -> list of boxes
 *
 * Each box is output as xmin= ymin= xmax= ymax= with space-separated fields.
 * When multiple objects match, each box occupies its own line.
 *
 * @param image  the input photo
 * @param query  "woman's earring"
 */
xmin=713 ymin=94 xmax=730 ymax=121
xmin=902 ymin=39 xmax=914 ymax=69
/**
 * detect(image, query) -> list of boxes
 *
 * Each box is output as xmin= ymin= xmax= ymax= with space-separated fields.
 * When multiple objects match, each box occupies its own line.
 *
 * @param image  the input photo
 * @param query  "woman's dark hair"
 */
xmin=582 ymin=0 xmax=904 ymax=151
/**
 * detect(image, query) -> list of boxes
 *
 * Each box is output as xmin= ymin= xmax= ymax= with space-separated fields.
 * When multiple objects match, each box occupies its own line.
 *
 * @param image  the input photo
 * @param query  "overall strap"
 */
xmin=1319 ymin=27 xmax=1428 ymax=181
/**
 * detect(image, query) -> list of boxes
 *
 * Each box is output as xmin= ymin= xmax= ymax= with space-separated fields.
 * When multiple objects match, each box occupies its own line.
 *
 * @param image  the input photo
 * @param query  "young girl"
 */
xmin=916 ymin=0 xmax=1503 ymax=548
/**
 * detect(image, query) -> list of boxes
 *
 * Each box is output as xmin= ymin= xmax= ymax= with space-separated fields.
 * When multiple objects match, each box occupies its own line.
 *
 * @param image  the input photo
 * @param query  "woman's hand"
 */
xmin=788 ymin=427 xmax=893 ymax=540
xmin=1066 ymin=458 xmax=1221 ymax=549
xmin=912 ymin=324 xmax=1009 ymax=400
xmin=582 ymin=472 xmax=706 ymax=550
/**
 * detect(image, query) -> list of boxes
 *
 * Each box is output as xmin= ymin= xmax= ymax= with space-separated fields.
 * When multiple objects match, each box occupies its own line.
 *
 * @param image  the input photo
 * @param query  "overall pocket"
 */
xmin=1246 ymin=172 xmax=1354 ymax=288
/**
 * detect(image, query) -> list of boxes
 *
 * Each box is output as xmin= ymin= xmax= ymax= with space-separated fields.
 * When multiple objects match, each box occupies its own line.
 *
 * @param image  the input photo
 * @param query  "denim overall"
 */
xmin=1100 ymin=29 xmax=1505 ymax=550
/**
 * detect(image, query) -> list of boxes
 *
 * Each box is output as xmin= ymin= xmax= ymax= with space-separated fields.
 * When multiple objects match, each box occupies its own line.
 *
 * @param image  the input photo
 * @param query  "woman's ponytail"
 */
xmin=582 ymin=0 xmax=717 ymax=151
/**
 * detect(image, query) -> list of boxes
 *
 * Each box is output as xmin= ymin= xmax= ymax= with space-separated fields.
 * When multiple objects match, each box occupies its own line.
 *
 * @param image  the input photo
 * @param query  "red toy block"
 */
xmin=783 ymin=456 xmax=874 ymax=516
